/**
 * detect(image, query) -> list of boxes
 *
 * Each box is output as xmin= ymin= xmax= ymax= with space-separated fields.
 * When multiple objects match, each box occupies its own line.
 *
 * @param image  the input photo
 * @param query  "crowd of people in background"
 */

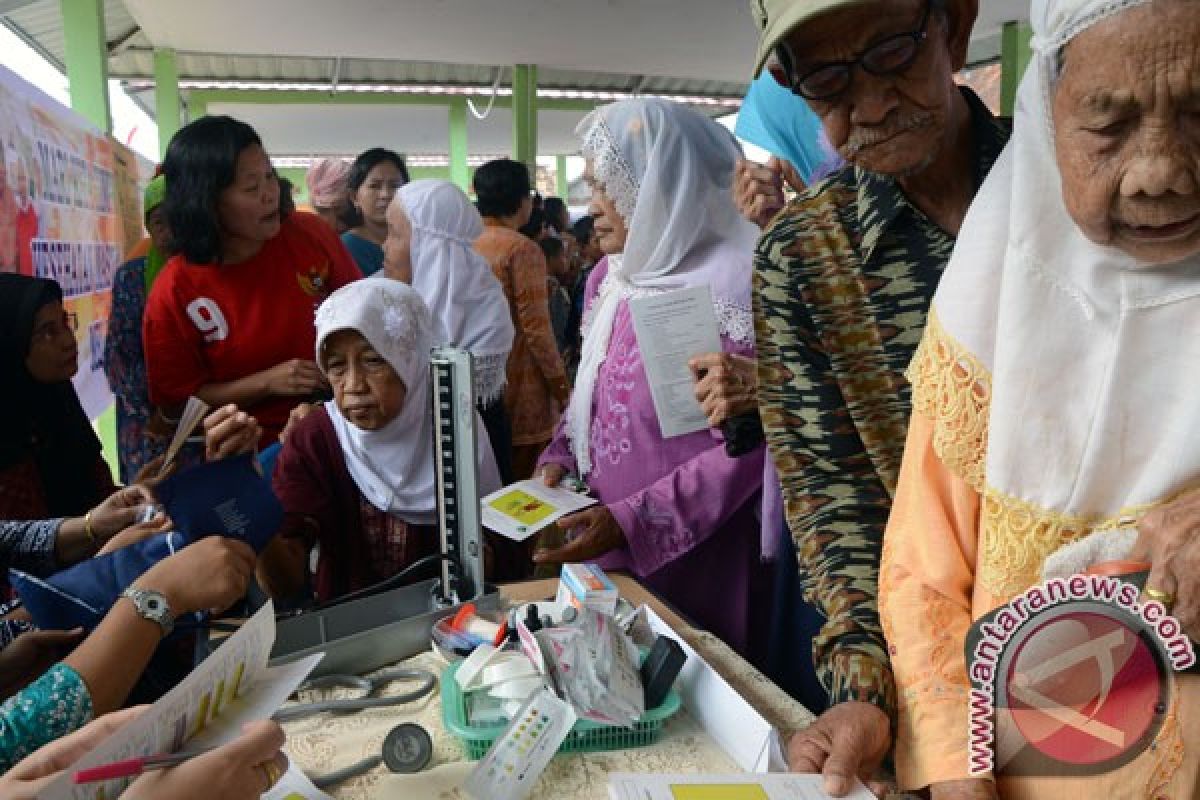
xmin=3 ymin=0 xmax=1200 ymax=797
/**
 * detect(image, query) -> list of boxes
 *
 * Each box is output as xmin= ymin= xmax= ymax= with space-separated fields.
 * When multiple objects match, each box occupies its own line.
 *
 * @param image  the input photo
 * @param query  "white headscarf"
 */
xmin=569 ymin=98 xmax=761 ymax=475
xmin=921 ymin=0 xmax=1200 ymax=595
xmin=315 ymin=279 xmax=501 ymax=525
xmin=392 ymin=179 xmax=514 ymax=406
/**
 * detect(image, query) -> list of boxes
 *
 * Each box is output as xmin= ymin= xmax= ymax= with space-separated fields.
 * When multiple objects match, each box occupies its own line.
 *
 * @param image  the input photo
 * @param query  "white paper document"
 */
xmin=41 ymin=601 xmax=323 ymax=800
xmin=262 ymin=763 xmax=335 ymax=800
xmin=481 ymin=479 xmax=597 ymax=542
xmin=607 ymin=773 xmax=876 ymax=800
xmin=628 ymin=286 xmax=724 ymax=439
xmin=159 ymin=395 xmax=210 ymax=477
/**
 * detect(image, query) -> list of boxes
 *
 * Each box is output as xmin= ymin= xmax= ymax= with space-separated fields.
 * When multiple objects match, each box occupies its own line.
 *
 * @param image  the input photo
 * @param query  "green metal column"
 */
xmin=512 ymin=64 xmax=538 ymax=171
xmin=61 ymin=0 xmax=111 ymax=132
xmin=555 ymin=154 xmax=568 ymax=199
xmin=188 ymin=95 xmax=208 ymax=121
xmin=154 ymin=49 xmax=181 ymax=158
xmin=1000 ymin=20 xmax=1033 ymax=117
xmin=449 ymin=97 xmax=470 ymax=191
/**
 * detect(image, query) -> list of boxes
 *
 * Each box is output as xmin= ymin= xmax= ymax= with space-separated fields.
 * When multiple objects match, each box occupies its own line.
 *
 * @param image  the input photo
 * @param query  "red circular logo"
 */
xmin=1004 ymin=608 xmax=1166 ymax=771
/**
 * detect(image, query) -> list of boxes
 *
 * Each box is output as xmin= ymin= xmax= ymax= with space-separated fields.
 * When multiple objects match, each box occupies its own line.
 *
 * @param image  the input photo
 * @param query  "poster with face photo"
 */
xmin=0 ymin=65 xmax=149 ymax=418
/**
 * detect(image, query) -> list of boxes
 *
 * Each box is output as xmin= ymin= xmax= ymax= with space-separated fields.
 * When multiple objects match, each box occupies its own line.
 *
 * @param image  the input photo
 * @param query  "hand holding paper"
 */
xmin=532 ymin=506 xmax=625 ymax=565
xmin=159 ymin=397 xmax=211 ymax=479
xmin=482 ymin=480 xmax=597 ymax=543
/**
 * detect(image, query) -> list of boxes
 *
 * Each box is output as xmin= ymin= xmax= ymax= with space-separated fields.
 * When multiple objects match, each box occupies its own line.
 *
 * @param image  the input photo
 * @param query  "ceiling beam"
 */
xmin=107 ymin=23 xmax=141 ymax=55
xmin=1 ymin=17 xmax=66 ymax=72
xmin=186 ymin=88 xmax=598 ymax=112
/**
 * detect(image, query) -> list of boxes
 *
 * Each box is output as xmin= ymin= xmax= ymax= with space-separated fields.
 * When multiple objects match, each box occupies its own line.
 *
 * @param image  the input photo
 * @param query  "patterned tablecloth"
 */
xmin=279 ymin=577 xmax=816 ymax=799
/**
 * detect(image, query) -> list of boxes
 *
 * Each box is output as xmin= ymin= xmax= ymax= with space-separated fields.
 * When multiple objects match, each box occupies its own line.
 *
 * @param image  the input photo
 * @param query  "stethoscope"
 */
xmin=274 ymin=667 xmax=439 ymax=788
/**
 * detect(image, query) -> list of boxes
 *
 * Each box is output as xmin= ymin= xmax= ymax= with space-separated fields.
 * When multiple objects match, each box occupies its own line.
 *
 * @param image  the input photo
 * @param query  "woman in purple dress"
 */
xmin=535 ymin=98 xmax=770 ymax=663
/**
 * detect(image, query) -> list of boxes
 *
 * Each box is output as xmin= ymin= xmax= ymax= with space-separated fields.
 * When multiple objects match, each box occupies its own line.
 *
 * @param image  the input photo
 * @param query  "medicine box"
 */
xmin=555 ymin=563 xmax=619 ymax=616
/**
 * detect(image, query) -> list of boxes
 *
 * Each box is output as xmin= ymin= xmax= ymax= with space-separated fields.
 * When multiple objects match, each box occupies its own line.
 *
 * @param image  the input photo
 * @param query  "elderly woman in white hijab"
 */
xmin=880 ymin=0 xmax=1200 ymax=797
xmin=262 ymin=279 xmax=501 ymax=603
xmin=532 ymin=98 xmax=771 ymax=661
xmin=381 ymin=179 xmax=517 ymax=484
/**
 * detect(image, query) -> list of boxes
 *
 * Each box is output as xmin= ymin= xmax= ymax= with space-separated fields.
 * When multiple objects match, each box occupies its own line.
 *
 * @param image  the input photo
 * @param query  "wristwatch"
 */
xmin=120 ymin=587 xmax=175 ymax=636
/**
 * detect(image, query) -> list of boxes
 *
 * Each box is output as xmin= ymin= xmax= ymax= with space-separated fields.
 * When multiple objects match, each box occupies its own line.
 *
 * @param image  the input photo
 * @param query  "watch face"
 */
xmin=129 ymin=589 xmax=174 ymax=634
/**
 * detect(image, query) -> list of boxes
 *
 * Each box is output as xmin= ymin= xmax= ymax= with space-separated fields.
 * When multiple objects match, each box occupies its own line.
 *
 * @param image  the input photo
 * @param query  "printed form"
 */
xmin=629 ymin=286 xmax=724 ymax=439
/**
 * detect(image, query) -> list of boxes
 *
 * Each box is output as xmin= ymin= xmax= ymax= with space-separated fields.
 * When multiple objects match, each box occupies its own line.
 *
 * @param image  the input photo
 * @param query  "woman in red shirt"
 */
xmin=144 ymin=116 xmax=362 ymax=445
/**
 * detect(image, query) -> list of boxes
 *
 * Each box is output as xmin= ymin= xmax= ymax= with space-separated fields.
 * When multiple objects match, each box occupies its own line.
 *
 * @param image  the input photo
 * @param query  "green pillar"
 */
xmin=449 ymin=97 xmax=470 ymax=191
xmin=1000 ymin=20 xmax=1033 ymax=117
xmin=61 ymin=0 xmax=111 ymax=132
xmin=188 ymin=95 xmax=208 ymax=121
xmin=154 ymin=49 xmax=181 ymax=158
xmin=555 ymin=154 xmax=568 ymax=199
xmin=512 ymin=64 xmax=538 ymax=171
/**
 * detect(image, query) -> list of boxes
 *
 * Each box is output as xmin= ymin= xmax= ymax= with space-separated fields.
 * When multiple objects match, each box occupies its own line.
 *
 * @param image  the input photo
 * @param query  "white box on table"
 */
xmin=555 ymin=563 xmax=619 ymax=616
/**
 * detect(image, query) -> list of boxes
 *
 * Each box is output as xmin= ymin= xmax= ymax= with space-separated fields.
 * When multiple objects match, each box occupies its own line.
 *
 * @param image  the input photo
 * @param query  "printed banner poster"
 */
xmin=0 ymin=64 xmax=150 ymax=418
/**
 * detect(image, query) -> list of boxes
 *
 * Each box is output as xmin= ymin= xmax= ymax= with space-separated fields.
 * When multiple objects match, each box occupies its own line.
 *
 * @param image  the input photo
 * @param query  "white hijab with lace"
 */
xmin=569 ymin=98 xmax=761 ymax=476
xmin=918 ymin=0 xmax=1200 ymax=595
xmin=316 ymin=279 xmax=500 ymax=525
xmin=393 ymin=179 xmax=514 ymax=406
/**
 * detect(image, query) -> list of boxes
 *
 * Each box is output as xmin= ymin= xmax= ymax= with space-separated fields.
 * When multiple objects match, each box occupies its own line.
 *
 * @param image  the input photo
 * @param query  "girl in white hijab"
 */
xmin=384 ymin=180 xmax=514 ymax=407
xmin=265 ymin=279 xmax=500 ymax=603
xmin=383 ymin=179 xmax=517 ymax=485
xmin=880 ymin=0 xmax=1200 ymax=796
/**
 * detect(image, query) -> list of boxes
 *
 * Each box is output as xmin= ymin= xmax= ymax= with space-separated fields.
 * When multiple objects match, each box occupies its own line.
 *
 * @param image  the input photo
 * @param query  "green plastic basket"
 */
xmin=441 ymin=659 xmax=683 ymax=760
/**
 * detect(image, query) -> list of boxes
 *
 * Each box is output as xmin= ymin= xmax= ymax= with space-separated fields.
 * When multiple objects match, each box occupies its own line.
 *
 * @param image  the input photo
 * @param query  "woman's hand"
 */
xmin=540 ymin=464 xmax=568 ymax=488
xmin=689 ymin=352 xmax=759 ymax=428
xmin=123 ymin=720 xmax=288 ymax=800
xmin=86 ymin=486 xmax=159 ymax=541
xmin=929 ymin=779 xmax=998 ymax=799
xmin=203 ymin=405 xmax=261 ymax=460
xmin=96 ymin=511 xmax=173 ymax=556
xmin=533 ymin=505 xmax=625 ymax=565
xmin=134 ymin=537 xmax=256 ymax=615
xmin=279 ymin=402 xmax=316 ymax=446
xmin=0 ymin=628 xmax=86 ymax=699
xmin=263 ymin=359 xmax=327 ymax=398
xmin=734 ymin=158 xmax=787 ymax=229
xmin=0 ymin=707 xmax=146 ymax=799
xmin=1130 ymin=488 xmax=1200 ymax=638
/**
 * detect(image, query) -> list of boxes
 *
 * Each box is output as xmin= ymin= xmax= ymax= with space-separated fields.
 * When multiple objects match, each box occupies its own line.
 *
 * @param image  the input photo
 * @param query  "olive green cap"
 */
xmin=750 ymin=0 xmax=868 ymax=75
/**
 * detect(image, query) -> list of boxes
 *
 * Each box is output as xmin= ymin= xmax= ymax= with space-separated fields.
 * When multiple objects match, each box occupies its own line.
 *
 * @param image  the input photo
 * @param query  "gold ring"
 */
xmin=1144 ymin=586 xmax=1176 ymax=608
xmin=258 ymin=760 xmax=283 ymax=790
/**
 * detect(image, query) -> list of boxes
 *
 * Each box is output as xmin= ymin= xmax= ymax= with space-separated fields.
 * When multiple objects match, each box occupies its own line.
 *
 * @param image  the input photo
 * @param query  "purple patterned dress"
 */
xmin=539 ymin=259 xmax=771 ymax=662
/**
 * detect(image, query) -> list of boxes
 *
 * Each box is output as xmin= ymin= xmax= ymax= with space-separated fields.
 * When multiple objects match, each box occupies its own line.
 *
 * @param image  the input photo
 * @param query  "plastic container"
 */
xmin=440 ymin=660 xmax=683 ymax=759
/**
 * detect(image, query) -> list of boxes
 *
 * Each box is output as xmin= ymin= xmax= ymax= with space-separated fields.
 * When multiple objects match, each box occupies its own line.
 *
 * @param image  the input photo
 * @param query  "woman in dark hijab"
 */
xmin=0 ymin=274 xmax=115 ymax=521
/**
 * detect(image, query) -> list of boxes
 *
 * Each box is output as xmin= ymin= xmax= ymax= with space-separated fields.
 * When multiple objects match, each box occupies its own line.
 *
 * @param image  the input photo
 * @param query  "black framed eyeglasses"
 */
xmin=769 ymin=0 xmax=933 ymax=101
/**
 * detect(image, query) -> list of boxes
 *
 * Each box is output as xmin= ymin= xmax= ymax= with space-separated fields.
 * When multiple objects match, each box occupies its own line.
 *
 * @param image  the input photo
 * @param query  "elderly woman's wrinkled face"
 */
xmin=1053 ymin=0 xmax=1200 ymax=264
xmin=781 ymin=0 xmax=969 ymax=177
xmin=382 ymin=203 xmax=414 ymax=284
xmin=583 ymin=160 xmax=629 ymax=255
xmin=322 ymin=330 xmax=406 ymax=431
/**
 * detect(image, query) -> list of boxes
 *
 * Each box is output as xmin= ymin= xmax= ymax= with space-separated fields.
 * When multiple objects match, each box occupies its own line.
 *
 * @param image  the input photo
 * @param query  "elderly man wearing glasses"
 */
xmin=744 ymin=1 xmax=1009 ymax=798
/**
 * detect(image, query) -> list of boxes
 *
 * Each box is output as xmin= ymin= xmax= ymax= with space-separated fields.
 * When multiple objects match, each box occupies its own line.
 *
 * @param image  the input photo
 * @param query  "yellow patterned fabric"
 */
xmin=907 ymin=310 xmax=990 ymax=494
xmin=907 ymin=314 xmax=1157 ymax=596
xmin=978 ymin=487 xmax=1140 ymax=597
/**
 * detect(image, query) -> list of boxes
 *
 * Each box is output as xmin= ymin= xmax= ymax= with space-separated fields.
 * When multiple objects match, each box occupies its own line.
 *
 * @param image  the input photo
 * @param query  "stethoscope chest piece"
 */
xmin=382 ymin=723 xmax=433 ymax=773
